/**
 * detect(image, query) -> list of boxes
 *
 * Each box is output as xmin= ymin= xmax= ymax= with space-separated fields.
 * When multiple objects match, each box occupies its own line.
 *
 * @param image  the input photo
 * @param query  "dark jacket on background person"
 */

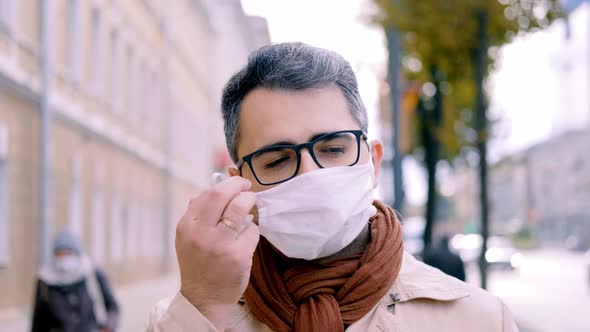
xmin=31 ymin=231 xmax=119 ymax=332
xmin=31 ymin=268 xmax=119 ymax=332
xmin=423 ymin=236 xmax=466 ymax=281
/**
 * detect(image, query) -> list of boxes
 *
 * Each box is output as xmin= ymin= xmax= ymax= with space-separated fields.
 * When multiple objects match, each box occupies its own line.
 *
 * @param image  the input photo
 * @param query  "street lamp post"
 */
xmin=386 ymin=26 xmax=404 ymax=213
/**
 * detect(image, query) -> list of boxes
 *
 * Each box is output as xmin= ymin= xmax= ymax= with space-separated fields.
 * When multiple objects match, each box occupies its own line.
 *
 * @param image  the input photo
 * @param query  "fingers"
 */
xmin=174 ymin=175 xmax=260 ymax=311
xmin=221 ymin=192 xmax=256 ymax=226
xmin=189 ymin=176 xmax=252 ymax=227
xmin=235 ymin=221 xmax=260 ymax=254
xmin=217 ymin=191 xmax=257 ymax=239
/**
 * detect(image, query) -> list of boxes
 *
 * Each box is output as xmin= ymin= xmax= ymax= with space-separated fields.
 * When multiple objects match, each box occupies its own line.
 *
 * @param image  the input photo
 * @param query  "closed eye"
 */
xmin=319 ymin=146 xmax=346 ymax=154
xmin=265 ymin=155 xmax=292 ymax=169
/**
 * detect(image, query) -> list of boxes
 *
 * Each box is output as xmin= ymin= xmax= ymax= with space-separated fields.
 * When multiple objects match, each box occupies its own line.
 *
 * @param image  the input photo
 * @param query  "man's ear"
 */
xmin=227 ymin=167 xmax=240 ymax=177
xmin=369 ymin=140 xmax=384 ymax=188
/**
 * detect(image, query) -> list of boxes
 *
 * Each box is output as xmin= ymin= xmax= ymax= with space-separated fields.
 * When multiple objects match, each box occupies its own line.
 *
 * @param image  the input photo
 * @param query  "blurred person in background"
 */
xmin=147 ymin=43 xmax=518 ymax=332
xmin=423 ymin=235 xmax=466 ymax=281
xmin=31 ymin=231 xmax=120 ymax=332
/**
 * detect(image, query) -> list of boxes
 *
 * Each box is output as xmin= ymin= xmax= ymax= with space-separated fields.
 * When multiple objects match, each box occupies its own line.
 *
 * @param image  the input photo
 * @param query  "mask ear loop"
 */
xmin=394 ymin=210 xmax=404 ymax=225
xmin=366 ymin=145 xmax=377 ymax=190
xmin=365 ymin=139 xmax=375 ymax=168
xmin=360 ymin=139 xmax=377 ymax=244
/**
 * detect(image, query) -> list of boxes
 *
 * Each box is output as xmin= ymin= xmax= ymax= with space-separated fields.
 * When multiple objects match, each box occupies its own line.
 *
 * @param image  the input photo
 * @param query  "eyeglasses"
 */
xmin=236 ymin=130 xmax=368 ymax=186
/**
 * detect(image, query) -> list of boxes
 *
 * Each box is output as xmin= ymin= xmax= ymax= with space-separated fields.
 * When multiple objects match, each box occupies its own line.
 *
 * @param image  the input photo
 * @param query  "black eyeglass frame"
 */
xmin=236 ymin=129 xmax=369 ymax=186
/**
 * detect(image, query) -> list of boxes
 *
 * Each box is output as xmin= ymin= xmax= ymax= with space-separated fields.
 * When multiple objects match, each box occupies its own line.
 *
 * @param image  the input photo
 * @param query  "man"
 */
xmin=423 ymin=235 xmax=466 ymax=281
xmin=147 ymin=43 xmax=518 ymax=331
xmin=32 ymin=231 xmax=119 ymax=332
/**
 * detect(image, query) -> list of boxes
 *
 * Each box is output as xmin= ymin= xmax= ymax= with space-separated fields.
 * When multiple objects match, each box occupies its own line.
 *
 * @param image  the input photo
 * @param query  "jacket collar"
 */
xmin=385 ymin=252 xmax=470 ymax=305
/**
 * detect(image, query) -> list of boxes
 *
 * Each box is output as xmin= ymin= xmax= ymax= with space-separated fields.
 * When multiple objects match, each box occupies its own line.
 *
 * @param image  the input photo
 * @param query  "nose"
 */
xmin=297 ymin=148 xmax=321 ymax=175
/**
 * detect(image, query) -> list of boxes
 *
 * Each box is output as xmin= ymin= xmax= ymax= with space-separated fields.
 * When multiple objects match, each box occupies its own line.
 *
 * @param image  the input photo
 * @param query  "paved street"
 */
xmin=0 ymin=275 xmax=179 ymax=332
xmin=3 ymin=249 xmax=588 ymax=331
xmin=468 ymin=248 xmax=590 ymax=332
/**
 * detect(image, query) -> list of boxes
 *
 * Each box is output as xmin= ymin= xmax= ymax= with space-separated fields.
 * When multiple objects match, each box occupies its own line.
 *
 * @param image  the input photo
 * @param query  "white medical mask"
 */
xmin=255 ymin=160 xmax=377 ymax=260
xmin=54 ymin=255 xmax=81 ymax=274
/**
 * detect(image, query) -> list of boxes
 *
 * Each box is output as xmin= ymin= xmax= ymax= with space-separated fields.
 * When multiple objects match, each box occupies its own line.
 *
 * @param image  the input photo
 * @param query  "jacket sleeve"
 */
xmin=31 ymin=280 xmax=49 ymax=332
xmin=145 ymin=293 xmax=218 ymax=332
xmin=96 ymin=269 xmax=120 ymax=330
xmin=501 ymin=301 xmax=520 ymax=332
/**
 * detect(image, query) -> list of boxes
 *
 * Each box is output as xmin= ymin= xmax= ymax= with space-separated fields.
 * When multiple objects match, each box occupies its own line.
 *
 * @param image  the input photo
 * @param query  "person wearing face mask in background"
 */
xmin=147 ymin=43 xmax=519 ymax=332
xmin=31 ymin=231 xmax=120 ymax=332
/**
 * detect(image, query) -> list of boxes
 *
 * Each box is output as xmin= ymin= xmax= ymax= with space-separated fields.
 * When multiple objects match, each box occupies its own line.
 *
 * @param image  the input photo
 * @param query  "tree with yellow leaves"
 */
xmin=374 ymin=0 xmax=562 ymax=288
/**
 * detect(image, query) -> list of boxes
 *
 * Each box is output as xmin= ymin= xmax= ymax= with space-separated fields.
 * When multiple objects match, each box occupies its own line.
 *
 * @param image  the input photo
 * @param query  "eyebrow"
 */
xmin=257 ymin=132 xmax=332 ymax=151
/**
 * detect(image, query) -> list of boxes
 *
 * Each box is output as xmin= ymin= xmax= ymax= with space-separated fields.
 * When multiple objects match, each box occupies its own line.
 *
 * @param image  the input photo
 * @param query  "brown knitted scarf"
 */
xmin=244 ymin=200 xmax=404 ymax=332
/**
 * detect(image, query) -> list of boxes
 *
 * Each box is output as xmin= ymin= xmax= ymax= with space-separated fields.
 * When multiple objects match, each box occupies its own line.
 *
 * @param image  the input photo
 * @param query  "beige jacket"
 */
xmin=146 ymin=253 xmax=519 ymax=332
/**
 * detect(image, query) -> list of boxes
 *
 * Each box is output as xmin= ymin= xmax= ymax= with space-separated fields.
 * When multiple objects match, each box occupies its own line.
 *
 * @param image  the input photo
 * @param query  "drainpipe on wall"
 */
xmin=161 ymin=5 xmax=173 ymax=272
xmin=39 ymin=0 xmax=53 ymax=266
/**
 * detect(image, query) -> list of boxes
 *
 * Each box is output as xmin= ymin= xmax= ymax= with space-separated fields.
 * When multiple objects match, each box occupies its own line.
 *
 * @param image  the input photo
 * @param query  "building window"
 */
xmin=0 ymin=0 xmax=15 ymax=34
xmin=91 ymin=163 xmax=105 ymax=263
xmin=66 ymin=0 xmax=81 ymax=82
xmin=68 ymin=155 xmax=83 ymax=240
xmin=572 ymin=157 xmax=584 ymax=172
xmin=126 ymin=46 xmax=135 ymax=119
xmin=149 ymin=71 xmax=162 ymax=139
xmin=142 ymin=69 xmax=150 ymax=130
xmin=111 ymin=29 xmax=121 ymax=112
xmin=126 ymin=197 xmax=138 ymax=259
xmin=152 ymin=202 xmax=163 ymax=258
xmin=0 ymin=124 xmax=10 ymax=267
xmin=90 ymin=8 xmax=103 ymax=96
xmin=110 ymin=177 xmax=125 ymax=262
xmin=137 ymin=62 xmax=146 ymax=125
xmin=145 ymin=70 xmax=154 ymax=132
xmin=140 ymin=200 xmax=149 ymax=258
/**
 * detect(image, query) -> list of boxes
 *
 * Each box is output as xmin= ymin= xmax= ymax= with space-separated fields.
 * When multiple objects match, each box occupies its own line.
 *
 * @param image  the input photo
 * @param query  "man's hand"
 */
xmin=175 ymin=176 xmax=259 ymax=330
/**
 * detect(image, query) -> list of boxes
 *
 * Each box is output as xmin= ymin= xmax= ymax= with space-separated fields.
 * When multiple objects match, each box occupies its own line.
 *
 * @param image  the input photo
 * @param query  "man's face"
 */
xmin=229 ymin=85 xmax=383 ymax=193
xmin=54 ymin=249 xmax=75 ymax=259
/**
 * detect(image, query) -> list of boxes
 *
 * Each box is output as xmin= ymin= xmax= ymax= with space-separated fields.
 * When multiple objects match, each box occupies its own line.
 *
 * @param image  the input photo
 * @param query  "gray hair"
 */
xmin=221 ymin=42 xmax=369 ymax=163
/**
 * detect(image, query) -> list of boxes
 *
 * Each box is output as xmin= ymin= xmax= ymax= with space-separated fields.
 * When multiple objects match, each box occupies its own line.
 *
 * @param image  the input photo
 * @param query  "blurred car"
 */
xmin=451 ymin=234 xmax=524 ymax=270
xmin=565 ymin=234 xmax=590 ymax=252
xmin=450 ymin=234 xmax=482 ymax=263
xmin=485 ymin=237 xmax=525 ymax=270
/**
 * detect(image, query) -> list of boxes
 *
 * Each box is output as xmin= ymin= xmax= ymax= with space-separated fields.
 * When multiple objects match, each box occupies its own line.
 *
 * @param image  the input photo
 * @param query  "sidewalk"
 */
xmin=116 ymin=275 xmax=180 ymax=331
xmin=0 ymin=275 xmax=179 ymax=332
xmin=465 ymin=249 xmax=590 ymax=332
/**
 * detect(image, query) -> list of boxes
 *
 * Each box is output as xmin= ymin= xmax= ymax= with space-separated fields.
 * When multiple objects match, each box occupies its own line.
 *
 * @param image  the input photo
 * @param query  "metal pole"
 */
xmin=39 ymin=0 xmax=53 ymax=266
xmin=474 ymin=9 xmax=490 ymax=290
xmin=386 ymin=26 xmax=404 ymax=212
